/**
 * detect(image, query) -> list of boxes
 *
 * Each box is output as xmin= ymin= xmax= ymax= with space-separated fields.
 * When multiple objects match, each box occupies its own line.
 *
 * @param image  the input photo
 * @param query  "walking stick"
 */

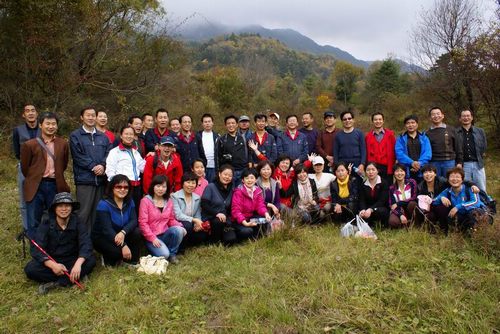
xmin=24 ymin=232 xmax=84 ymax=290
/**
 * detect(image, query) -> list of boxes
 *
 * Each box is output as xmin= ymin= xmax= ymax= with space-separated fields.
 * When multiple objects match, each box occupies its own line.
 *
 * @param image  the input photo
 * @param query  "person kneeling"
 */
xmin=24 ymin=192 xmax=96 ymax=294
xmin=231 ymin=168 xmax=272 ymax=241
xmin=139 ymin=175 xmax=186 ymax=264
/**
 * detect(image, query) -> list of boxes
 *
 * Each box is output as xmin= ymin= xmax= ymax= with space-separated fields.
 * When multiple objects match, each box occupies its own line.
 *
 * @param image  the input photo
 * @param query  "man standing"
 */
xmin=215 ymin=115 xmax=249 ymax=185
xmin=141 ymin=113 xmax=154 ymax=136
xmin=266 ymin=110 xmax=282 ymax=139
xmin=13 ymin=104 xmax=40 ymax=231
xmin=395 ymin=115 xmax=432 ymax=182
xmin=127 ymin=115 xmax=145 ymax=157
xmin=365 ymin=112 xmax=396 ymax=183
xmin=144 ymin=108 xmax=171 ymax=153
xmin=174 ymin=114 xmax=201 ymax=172
xmin=21 ymin=112 xmax=70 ymax=237
xmin=237 ymin=115 xmax=253 ymax=142
xmin=299 ymin=111 xmax=318 ymax=154
xmin=456 ymin=110 xmax=487 ymax=191
xmin=248 ymin=114 xmax=278 ymax=166
xmin=70 ymin=107 xmax=111 ymax=232
xmin=315 ymin=110 xmax=339 ymax=171
xmin=426 ymin=107 xmax=463 ymax=177
xmin=277 ymin=115 xmax=309 ymax=166
xmin=196 ymin=113 xmax=219 ymax=183
xmin=334 ymin=111 xmax=366 ymax=175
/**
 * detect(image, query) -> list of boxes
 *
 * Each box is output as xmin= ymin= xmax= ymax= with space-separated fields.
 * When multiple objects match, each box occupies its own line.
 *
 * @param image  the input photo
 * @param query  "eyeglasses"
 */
xmin=114 ymin=185 xmax=129 ymax=190
xmin=342 ymin=117 xmax=353 ymax=121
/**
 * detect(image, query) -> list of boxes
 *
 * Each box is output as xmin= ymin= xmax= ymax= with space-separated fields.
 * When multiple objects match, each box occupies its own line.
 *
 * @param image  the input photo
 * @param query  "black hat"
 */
xmin=50 ymin=192 xmax=80 ymax=212
xmin=323 ymin=111 xmax=336 ymax=118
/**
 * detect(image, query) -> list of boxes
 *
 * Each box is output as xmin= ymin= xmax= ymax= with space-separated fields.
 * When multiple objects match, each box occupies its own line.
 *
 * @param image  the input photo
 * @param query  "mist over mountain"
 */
xmin=177 ymin=21 xmax=422 ymax=72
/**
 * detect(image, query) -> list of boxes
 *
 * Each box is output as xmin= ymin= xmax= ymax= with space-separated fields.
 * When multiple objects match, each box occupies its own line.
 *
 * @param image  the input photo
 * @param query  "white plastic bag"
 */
xmin=355 ymin=215 xmax=378 ymax=240
xmin=340 ymin=218 xmax=357 ymax=237
xmin=137 ymin=255 xmax=169 ymax=275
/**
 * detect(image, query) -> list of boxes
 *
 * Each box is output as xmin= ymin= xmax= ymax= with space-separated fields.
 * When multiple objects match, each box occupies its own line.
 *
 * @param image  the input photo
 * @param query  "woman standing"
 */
xmin=232 ymin=168 xmax=271 ymax=241
xmin=358 ymin=162 xmax=389 ymax=226
xmin=201 ymin=165 xmax=237 ymax=245
xmin=92 ymin=175 xmax=142 ymax=266
xmin=106 ymin=126 xmax=146 ymax=213
xmin=256 ymin=160 xmax=281 ymax=218
xmin=139 ymin=175 xmax=186 ymax=264
xmin=330 ymin=162 xmax=359 ymax=222
xmin=388 ymin=164 xmax=417 ymax=228
xmin=171 ymin=172 xmax=208 ymax=246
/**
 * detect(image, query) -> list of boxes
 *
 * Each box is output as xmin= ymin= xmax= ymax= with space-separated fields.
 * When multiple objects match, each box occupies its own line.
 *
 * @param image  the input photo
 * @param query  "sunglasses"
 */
xmin=114 ymin=185 xmax=129 ymax=190
xmin=342 ymin=117 xmax=353 ymax=121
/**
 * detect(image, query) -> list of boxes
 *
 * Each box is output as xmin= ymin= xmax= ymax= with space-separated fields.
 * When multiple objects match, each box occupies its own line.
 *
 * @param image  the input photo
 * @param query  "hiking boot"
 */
xmin=38 ymin=282 xmax=60 ymax=295
xmin=167 ymin=255 xmax=179 ymax=264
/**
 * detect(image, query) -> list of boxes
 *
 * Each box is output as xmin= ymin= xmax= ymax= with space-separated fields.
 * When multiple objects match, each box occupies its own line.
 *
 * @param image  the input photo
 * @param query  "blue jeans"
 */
xmin=26 ymin=180 xmax=57 ymax=238
xmin=463 ymin=161 xmax=486 ymax=192
xmin=17 ymin=163 xmax=28 ymax=230
xmin=205 ymin=168 xmax=216 ymax=183
xmin=430 ymin=160 xmax=455 ymax=178
xmin=145 ymin=226 xmax=185 ymax=258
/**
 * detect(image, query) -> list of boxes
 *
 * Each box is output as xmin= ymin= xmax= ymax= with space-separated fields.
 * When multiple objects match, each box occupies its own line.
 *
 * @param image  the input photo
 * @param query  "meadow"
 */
xmin=0 ymin=153 xmax=498 ymax=333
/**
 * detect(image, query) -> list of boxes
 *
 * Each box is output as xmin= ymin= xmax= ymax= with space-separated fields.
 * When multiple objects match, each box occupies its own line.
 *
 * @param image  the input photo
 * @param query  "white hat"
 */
xmin=312 ymin=156 xmax=325 ymax=165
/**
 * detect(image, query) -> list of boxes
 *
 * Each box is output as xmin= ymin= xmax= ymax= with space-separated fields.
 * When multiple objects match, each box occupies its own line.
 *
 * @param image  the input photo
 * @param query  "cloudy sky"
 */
xmin=163 ymin=0 xmax=495 ymax=62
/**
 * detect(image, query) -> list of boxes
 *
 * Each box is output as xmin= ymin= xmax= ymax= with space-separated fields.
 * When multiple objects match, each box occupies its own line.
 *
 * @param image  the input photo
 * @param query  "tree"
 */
xmin=331 ymin=61 xmax=364 ymax=106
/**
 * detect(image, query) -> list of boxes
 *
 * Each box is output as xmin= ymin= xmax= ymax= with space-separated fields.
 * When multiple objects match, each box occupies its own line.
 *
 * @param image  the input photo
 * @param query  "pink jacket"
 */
xmin=231 ymin=185 xmax=268 ymax=224
xmin=138 ymin=196 xmax=182 ymax=242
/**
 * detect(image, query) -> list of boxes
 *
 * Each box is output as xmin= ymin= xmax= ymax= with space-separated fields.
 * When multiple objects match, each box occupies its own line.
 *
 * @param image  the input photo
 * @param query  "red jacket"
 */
xmin=142 ymin=152 xmax=183 ymax=194
xmin=365 ymin=129 xmax=396 ymax=174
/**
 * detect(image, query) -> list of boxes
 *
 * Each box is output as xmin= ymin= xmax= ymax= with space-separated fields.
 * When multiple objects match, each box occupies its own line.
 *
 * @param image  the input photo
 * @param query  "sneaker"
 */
xmin=38 ymin=282 xmax=60 ymax=295
xmin=167 ymin=255 xmax=179 ymax=264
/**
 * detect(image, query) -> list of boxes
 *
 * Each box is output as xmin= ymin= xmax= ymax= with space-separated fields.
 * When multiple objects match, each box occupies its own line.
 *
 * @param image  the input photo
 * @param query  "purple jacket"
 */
xmin=231 ymin=185 xmax=268 ymax=224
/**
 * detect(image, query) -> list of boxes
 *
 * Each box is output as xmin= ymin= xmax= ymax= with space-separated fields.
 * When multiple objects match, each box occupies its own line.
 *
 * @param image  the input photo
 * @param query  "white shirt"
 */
xmin=309 ymin=172 xmax=336 ymax=199
xmin=202 ymin=131 xmax=215 ymax=168
xmin=106 ymin=146 xmax=145 ymax=181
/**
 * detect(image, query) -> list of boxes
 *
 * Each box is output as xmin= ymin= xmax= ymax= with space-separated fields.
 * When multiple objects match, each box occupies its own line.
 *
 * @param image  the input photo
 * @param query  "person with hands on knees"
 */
xmin=231 ymin=168 xmax=272 ymax=241
xmin=171 ymin=172 xmax=208 ymax=247
xmin=92 ymin=175 xmax=142 ymax=266
xmin=201 ymin=164 xmax=237 ymax=245
xmin=330 ymin=162 xmax=360 ymax=222
xmin=358 ymin=162 xmax=390 ymax=226
xmin=24 ymin=192 xmax=96 ymax=295
xmin=388 ymin=164 xmax=418 ymax=228
xmin=139 ymin=175 xmax=186 ymax=264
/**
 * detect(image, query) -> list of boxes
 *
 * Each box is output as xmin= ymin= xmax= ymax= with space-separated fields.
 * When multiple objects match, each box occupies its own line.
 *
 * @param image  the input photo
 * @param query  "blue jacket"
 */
xmin=395 ymin=132 xmax=431 ymax=176
xmin=433 ymin=185 xmax=484 ymax=214
xmin=93 ymin=198 xmax=137 ymax=243
xmin=200 ymin=181 xmax=234 ymax=221
xmin=171 ymin=189 xmax=202 ymax=222
xmin=144 ymin=128 xmax=172 ymax=153
xmin=456 ymin=126 xmax=487 ymax=168
xmin=299 ymin=127 xmax=319 ymax=154
xmin=277 ymin=130 xmax=308 ymax=162
xmin=250 ymin=131 xmax=278 ymax=164
xmin=70 ymin=127 xmax=111 ymax=186
xmin=174 ymin=132 xmax=201 ymax=171
xmin=333 ymin=128 xmax=366 ymax=167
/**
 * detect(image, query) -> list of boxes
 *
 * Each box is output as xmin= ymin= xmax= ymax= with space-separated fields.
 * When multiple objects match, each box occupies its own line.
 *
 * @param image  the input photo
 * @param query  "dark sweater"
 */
xmin=359 ymin=179 xmax=389 ymax=210
xmin=333 ymin=129 xmax=366 ymax=166
xmin=299 ymin=127 xmax=319 ymax=154
xmin=426 ymin=126 xmax=463 ymax=163
xmin=200 ymin=181 xmax=234 ymax=221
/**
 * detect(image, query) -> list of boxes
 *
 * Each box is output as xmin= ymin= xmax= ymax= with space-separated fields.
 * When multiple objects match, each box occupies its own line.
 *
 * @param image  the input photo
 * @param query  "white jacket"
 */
xmin=106 ymin=144 xmax=145 ymax=181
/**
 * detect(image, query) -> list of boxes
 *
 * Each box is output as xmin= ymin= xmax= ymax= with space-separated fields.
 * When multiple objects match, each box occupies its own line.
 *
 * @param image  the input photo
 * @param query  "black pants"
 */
xmin=233 ymin=223 xmax=269 ymax=242
xmin=131 ymin=185 xmax=143 ymax=217
xmin=362 ymin=207 xmax=389 ymax=226
xmin=25 ymin=256 xmax=96 ymax=286
xmin=180 ymin=220 xmax=209 ymax=247
xmin=92 ymin=228 xmax=143 ymax=265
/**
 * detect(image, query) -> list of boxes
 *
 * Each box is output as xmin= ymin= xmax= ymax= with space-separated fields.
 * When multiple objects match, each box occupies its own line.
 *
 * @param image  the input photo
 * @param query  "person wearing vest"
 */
xmin=70 ymin=107 xmax=112 ymax=233
xmin=12 ymin=104 xmax=40 ymax=231
xmin=21 ymin=112 xmax=70 ymax=238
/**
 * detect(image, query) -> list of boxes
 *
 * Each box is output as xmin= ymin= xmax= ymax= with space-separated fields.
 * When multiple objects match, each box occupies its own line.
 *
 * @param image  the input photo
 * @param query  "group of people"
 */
xmin=14 ymin=104 xmax=492 ymax=294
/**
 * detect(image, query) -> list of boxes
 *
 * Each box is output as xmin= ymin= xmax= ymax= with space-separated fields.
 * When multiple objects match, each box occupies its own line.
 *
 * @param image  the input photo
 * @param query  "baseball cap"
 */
xmin=160 ymin=137 xmax=175 ymax=146
xmin=323 ymin=111 xmax=335 ymax=118
xmin=238 ymin=115 xmax=250 ymax=122
xmin=268 ymin=112 xmax=280 ymax=120
xmin=312 ymin=156 xmax=325 ymax=165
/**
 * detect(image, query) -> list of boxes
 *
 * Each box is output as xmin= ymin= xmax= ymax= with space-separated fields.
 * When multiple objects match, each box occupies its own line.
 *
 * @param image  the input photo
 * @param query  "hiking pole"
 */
xmin=23 ymin=232 xmax=84 ymax=290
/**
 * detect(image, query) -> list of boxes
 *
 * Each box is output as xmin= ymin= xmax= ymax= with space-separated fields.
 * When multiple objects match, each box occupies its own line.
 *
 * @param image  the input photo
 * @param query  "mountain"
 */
xmin=177 ymin=21 xmax=421 ymax=72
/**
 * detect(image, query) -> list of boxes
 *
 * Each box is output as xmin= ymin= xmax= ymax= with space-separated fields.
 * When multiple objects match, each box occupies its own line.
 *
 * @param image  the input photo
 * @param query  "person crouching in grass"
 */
xmin=24 ymin=192 xmax=96 ymax=294
xmin=432 ymin=167 xmax=486 ymax=234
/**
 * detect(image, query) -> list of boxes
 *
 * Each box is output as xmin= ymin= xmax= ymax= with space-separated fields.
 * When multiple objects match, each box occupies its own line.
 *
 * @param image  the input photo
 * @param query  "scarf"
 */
xmin=297 ymin=178 xmax=313 ymax=210
xmin=338 ymin=175 xmax=350 ymax=199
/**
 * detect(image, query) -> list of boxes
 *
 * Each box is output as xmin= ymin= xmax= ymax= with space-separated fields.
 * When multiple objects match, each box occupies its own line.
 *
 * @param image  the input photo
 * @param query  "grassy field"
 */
xmin=0 ymin=153 xmax=499 ymax=333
